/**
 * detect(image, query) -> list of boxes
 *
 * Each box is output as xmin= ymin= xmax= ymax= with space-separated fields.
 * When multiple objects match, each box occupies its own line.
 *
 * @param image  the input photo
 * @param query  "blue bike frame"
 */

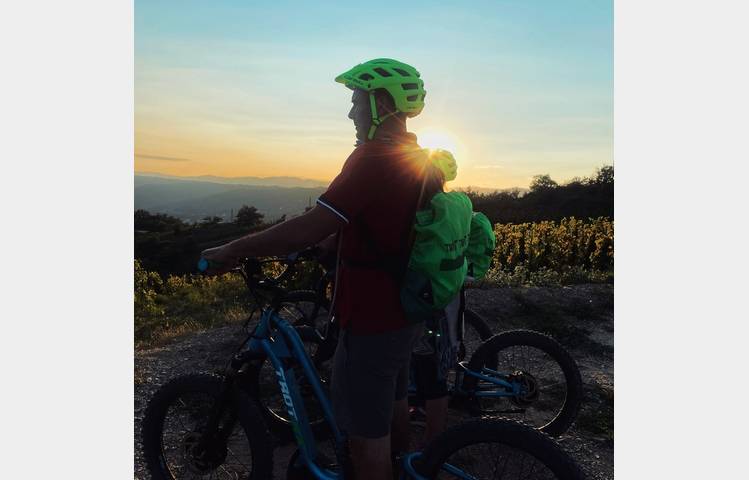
xmin=457 ymin=362 xmax=525 ymax=398
xmin=409 ymin=362 xmax=526 ymax=401
xmin=244 ymin=307 xmax=343 ymax=480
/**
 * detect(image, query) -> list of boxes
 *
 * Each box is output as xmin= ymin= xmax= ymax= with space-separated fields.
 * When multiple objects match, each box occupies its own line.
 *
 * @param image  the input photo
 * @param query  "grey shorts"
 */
xmin=331 ymin=323 xmax=423 ymax=439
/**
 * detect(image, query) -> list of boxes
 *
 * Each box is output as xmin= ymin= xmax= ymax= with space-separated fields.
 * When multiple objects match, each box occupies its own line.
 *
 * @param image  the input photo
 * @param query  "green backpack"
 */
xmin=465 ymin=212 xmax=496 ymax=280
xmin=400 ymin=191 xmax=474 ymax=323
xmin=351 ymin=190 xmax=495 ymax=325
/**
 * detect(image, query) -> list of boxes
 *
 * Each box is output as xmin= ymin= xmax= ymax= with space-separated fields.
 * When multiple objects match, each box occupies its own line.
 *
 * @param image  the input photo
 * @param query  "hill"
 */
xmin=134 ymin=175 xmax=326 ymax=223
xmin=135 ymin=171 xmax=328 ymax=188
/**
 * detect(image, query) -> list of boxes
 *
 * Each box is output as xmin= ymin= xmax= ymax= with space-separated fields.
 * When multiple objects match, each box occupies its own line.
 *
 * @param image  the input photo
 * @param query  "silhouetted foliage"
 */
xmin=135 ymin=209 xmax=186 ymax=232
xmin=135 ymin=205 xmax=271 ymax=276
xmin=530 ymin=174 xmax=558 ymax=192
xmin=592 ymin=165 xmax=614 ymax=185
xmin=235 ymin=205 xmax=264 ymax=228
xmin=467 ymin=166 xmax=613 ymax=225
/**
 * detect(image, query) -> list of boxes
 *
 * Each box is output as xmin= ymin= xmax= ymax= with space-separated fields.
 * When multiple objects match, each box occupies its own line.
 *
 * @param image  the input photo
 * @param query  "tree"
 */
xmin=134 ymin=209 xmax=185 ymax=232
xmin=564 ymin=176 xmax=585 ymax=187
xmin=235 ymin=205 xmax=264 ymax=228
xmin=530 ymin=174 xmax=558 ymax=192
xmin=592 ymin=165 xmax=614 ymax=185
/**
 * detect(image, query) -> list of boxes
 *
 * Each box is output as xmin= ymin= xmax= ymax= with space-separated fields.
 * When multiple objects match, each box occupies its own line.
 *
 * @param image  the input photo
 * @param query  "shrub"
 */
xmin=134 ymin=262 xmax=249 ymax=347
xmin=134 ymin=217 xmax=613 ymax=346
xmin=486 ymin=217 xmax=613 ymax=285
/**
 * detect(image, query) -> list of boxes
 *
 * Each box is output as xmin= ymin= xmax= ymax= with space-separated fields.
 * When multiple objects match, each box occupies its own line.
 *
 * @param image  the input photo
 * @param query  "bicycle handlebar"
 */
xmin=197 ymin=246 xmax=321 ymax=284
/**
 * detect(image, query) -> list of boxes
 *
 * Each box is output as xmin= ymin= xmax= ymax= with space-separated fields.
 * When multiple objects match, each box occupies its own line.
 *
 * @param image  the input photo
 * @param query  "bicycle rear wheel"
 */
xmin=459 ymin=309 xmax=494 ymax=362
xmin=462 ymin=330 xmax=582 ymax=435
xmin=416 ymin=419 xmax=583 ymax=480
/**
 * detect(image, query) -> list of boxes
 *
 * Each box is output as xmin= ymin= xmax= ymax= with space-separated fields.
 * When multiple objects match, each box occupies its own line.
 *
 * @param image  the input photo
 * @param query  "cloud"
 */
xmin=136 ymin=153 xmax=193 ymax=162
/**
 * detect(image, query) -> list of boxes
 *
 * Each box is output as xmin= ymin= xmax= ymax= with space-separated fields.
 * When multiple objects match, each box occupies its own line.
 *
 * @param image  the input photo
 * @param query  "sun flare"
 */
xmin=416 ymin=128 xmax=460 ymax=154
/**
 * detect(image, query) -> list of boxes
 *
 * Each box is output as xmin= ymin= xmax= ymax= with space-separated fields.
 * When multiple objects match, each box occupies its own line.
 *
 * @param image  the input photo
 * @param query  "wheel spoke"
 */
xmin=154 ymin=389 xmax=254 ymax=480
xmin=472 ymin=338 xmax=573 ymax=431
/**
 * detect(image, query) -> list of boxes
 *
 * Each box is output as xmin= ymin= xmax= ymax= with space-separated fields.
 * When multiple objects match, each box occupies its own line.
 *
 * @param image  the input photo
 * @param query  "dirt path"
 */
xmin=135 ymin=284 xmax=613 ymax=479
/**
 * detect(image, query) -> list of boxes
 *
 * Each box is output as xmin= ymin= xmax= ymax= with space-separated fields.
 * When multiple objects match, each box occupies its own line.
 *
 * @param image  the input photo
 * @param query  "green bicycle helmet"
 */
xmin=336 ymin=58 xmax=426 ymax=140
xmin=428 ymin=149 xmax=458 ymax=182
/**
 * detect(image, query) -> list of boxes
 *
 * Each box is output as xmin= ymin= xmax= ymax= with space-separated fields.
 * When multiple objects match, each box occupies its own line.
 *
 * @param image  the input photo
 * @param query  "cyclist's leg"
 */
xmin=391 ymin=363 xmax=412 ymax=454
xmin=391 ymin=353 xmax=417 ymax=479
xmin=349 ymin=434 xmax=392 ymax=480
xmin=331 ymin=324 xmax=421 ymax=480
xmin=423 ymin=395 xmax=449 ymax=444
xmin=412 ymin=352 xmax=450 ymax=448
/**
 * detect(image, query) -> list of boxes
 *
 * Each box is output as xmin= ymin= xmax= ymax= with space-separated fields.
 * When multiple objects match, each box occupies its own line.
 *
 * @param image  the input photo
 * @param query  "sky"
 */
xmin=135 ymin=0 xmax=612 ymax=189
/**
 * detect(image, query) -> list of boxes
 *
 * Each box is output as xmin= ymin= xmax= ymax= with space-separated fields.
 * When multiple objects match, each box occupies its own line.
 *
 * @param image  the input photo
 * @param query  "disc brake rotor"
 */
xmin=508 ymin=371 xmax=540 ymax=407
xmin=182 ymin=431 xmax=228 ymax=474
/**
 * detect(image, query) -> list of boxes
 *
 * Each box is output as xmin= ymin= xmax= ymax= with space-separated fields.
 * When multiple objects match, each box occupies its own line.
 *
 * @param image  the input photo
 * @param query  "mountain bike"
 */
xmin=141 ymin=257 xmax=585 ymax=479
xmin=248 ymin=253 xmax=493 ymax=441
xmin=253 ymin=253 xmax=582 ymax=440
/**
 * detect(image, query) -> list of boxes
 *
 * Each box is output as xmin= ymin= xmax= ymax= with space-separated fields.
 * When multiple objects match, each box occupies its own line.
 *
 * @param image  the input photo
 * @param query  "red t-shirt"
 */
xmin=317 ymin=133 xmax=427 ymax=335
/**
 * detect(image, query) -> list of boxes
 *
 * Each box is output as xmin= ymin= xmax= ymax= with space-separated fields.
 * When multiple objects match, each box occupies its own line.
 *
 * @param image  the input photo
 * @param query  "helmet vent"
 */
xmin=407 ymin=94 xmax=419 ymax=101
xmin=359 ymin=73 xmax=374 ymax=81
xmin=373 ymin=67 xmax=392 ymax=77
xmin=393 ymin=68 xmax=411 ymax=77
xmin=402 ymin=83 xmax=419 ymax=90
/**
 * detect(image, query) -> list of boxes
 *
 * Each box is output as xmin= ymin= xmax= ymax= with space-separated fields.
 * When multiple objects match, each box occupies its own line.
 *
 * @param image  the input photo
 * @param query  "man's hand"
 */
xmin=200 ymin=244 xmax=239 ymax=275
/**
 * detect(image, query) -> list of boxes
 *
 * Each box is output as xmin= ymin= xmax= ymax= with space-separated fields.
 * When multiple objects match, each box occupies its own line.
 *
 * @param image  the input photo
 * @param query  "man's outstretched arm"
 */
xmin=200 ymin=205 xmax=344 ymax=273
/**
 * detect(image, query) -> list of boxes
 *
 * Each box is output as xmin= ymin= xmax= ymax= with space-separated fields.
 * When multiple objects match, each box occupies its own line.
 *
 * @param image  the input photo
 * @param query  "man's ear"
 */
xmin=375 ymin=91 xmax=397 ymax=116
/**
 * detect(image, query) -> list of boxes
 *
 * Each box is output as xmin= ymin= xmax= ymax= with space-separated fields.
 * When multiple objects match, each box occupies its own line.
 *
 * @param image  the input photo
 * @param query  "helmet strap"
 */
xmin=366 ymin=91 xmax=399 ymax=141
xmin=367 ymin=92 xmax=380 ymax=140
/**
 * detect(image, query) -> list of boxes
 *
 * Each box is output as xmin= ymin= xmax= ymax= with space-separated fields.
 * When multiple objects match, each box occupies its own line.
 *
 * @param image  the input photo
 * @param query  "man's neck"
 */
xmin=373 ymin=116 xmax=407 ymax=140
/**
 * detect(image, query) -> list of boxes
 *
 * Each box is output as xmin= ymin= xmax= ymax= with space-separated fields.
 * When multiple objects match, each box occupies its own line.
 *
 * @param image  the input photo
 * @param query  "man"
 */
xmin=201 ymin=58 xmax=429 ymax=480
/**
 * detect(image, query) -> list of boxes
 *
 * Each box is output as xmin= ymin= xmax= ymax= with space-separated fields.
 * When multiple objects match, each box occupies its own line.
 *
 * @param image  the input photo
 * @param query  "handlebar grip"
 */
xmin=197 ymin=257 xmax=223 ymax=272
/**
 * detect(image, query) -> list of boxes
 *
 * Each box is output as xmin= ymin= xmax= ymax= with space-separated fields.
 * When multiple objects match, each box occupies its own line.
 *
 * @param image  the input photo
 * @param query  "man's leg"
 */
xmin=411 ymin=347 xmax=450 ymax=449
xmin=423 ymin=396 xmax=449 ymax=444
xmin=390 ymin=397 xmax=410 ymax=453
xmin=349 ymin=434 xmax=393 ymax=480
xmin=331 ymin=325 xmax=421 ymax=480
xmin=391 ymin=326 xmax=420 ymax=460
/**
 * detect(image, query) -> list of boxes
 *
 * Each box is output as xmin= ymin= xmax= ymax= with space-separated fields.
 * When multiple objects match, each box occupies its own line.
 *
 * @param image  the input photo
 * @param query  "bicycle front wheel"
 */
xmin=416 ymin=419 xmax=584 ymax=480
xmin=141 ymin=373 xmax=273 ymax=480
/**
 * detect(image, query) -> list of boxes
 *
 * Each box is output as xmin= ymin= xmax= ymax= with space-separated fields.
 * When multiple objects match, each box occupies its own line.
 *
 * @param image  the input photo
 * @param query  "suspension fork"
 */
xmin=198 ymin=365 xmax=243 ymax=449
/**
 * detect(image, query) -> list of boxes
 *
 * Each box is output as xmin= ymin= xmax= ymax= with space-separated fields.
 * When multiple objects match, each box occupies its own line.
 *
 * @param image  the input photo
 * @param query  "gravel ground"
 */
xmin=135 ymin=284 xmax=613 ymax=479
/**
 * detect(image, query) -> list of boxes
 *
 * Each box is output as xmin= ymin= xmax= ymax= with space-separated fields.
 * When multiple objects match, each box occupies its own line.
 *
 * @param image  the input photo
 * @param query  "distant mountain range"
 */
xmin=135 ymin=174 xmax=326 ymax=222
xmin=457 ymin=186 xmax=530 ymax=195
xmin=134 ymin=172 xmax=524 ymax=223
xmin=135 ymin=171 xmax=329 ymax=188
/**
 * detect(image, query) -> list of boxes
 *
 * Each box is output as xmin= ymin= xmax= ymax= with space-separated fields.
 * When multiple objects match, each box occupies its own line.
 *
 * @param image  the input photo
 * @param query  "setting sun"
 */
xmin=416 ymin=128 xmax=460 ymax=154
